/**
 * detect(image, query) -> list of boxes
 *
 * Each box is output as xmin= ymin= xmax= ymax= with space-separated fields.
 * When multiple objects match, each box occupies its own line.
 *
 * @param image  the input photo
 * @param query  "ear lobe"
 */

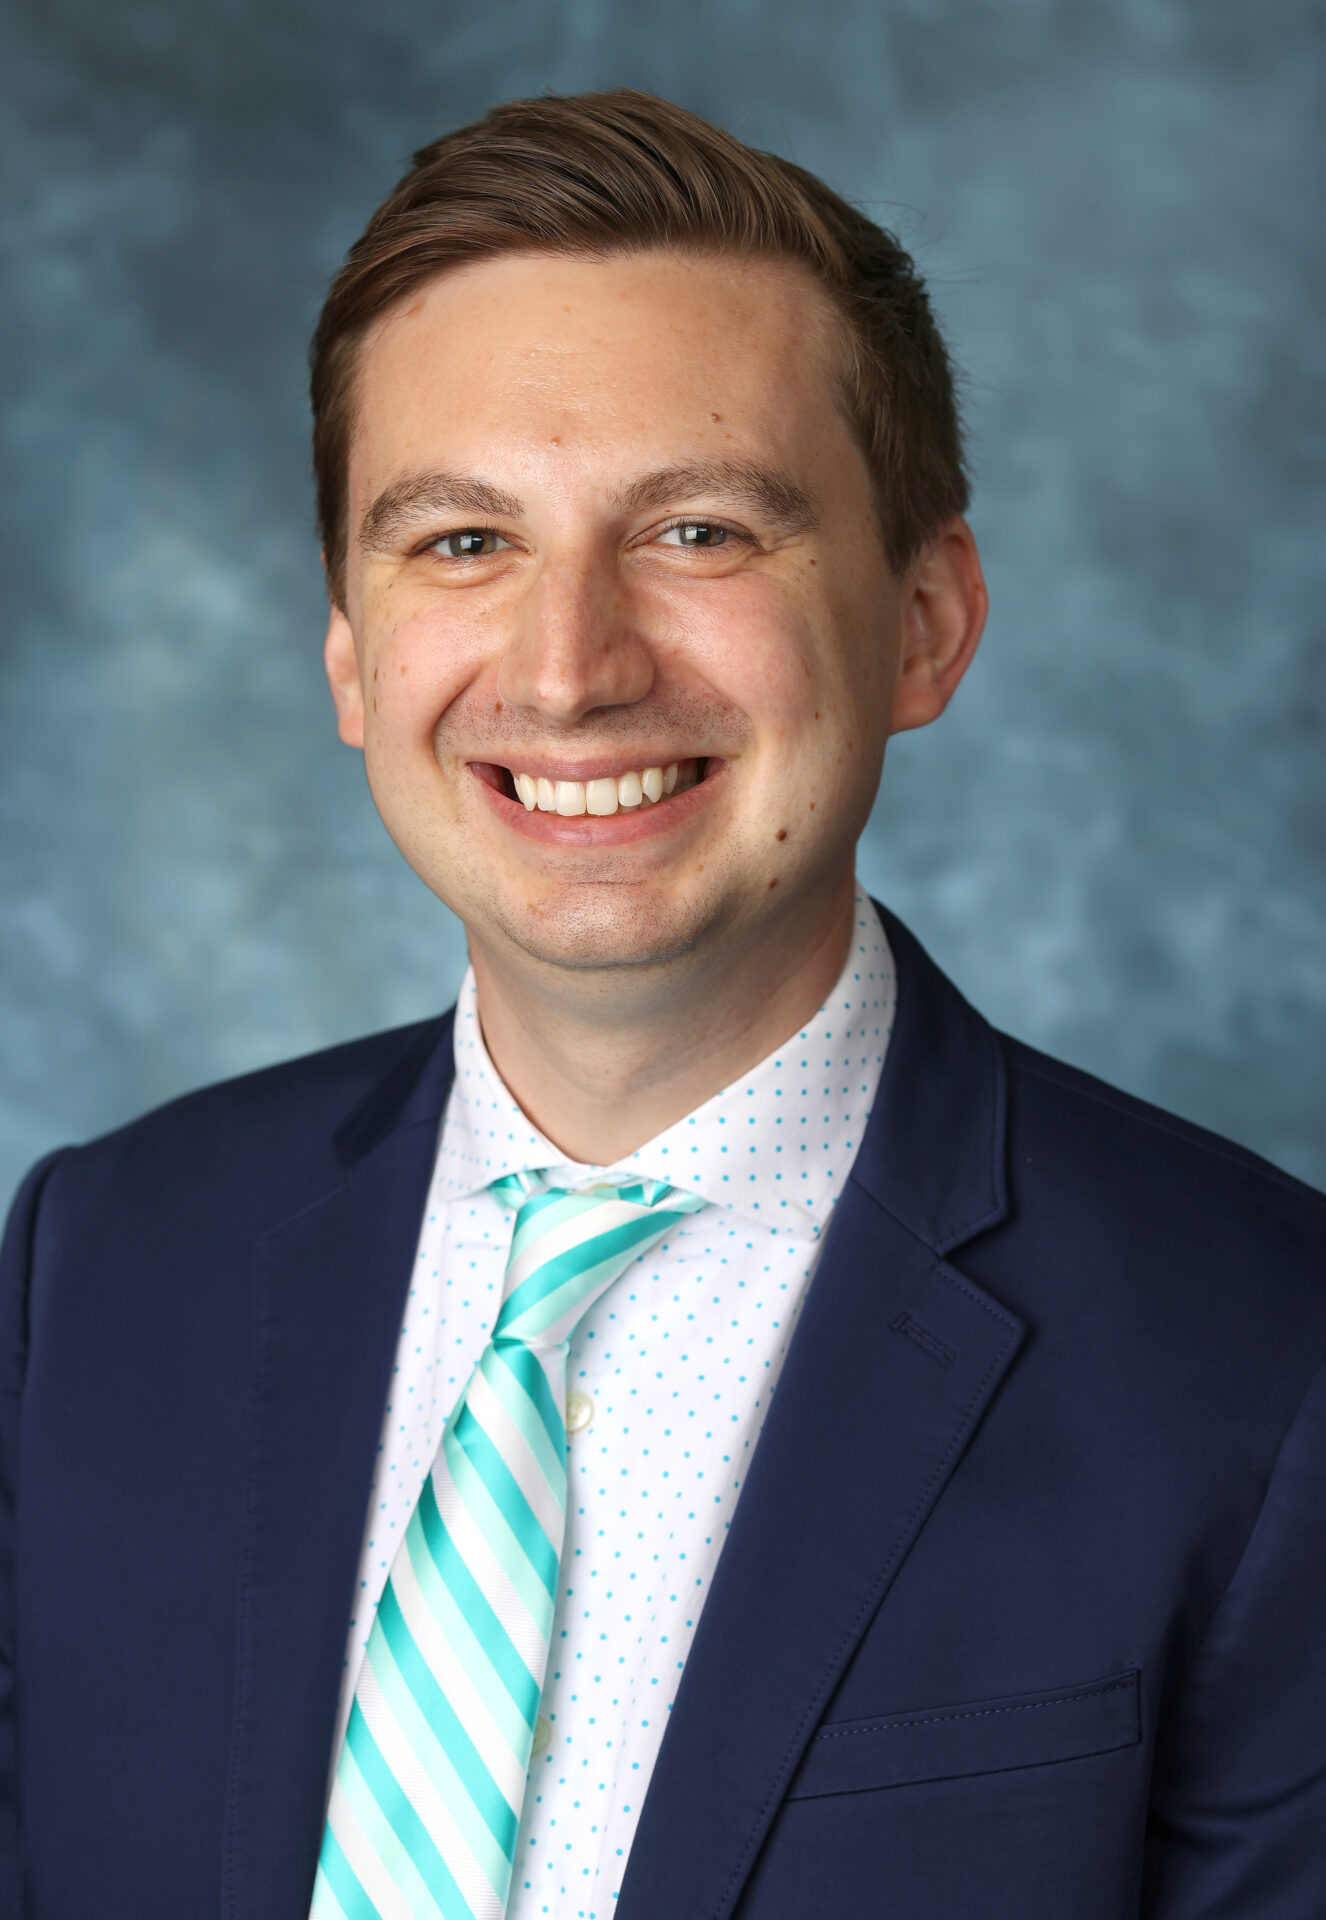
xmin=323 ymin=605 xmax=366 ymax=747
xmin=888 ymin=517 xmax=988 ymax=736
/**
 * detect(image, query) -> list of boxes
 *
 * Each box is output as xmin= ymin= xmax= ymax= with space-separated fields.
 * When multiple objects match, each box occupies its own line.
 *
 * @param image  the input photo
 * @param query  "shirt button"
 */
xmin=531 ymin=1714 xmax=552 ymax=1759
xmin=565 ymin=1389 xmax=594 ymax=1435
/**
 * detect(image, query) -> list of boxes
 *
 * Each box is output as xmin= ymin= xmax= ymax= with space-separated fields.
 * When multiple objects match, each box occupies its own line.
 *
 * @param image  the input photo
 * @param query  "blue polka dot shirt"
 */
xmin=334 ymin=886 xmax=897 ymax=1917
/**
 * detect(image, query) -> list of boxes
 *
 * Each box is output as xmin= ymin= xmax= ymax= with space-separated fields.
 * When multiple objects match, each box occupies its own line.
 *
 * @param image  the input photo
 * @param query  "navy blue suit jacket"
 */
xmin=2 ymin=907 xmax=1324 ymax=1918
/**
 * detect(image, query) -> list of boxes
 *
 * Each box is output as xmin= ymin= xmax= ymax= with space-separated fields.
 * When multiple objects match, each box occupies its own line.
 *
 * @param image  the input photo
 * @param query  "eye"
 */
xmin=656 ymin=521 xmax=731 ymax=549
xmin=431 ymin=528 xmax=510 ymax=559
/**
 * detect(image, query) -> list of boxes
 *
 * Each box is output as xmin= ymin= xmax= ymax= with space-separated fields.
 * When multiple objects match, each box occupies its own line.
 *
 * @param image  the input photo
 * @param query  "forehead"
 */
xmin=347 ymin=249 xmax=852 ymax=497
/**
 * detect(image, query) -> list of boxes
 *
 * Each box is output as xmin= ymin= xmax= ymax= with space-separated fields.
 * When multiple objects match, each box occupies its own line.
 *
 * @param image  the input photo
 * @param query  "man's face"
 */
xmin=326 ymin=249 xmax=909 ymax=983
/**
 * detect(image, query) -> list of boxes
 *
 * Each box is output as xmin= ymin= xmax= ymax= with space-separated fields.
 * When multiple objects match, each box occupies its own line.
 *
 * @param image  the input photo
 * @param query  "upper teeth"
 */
xmin=513 ymin=762 xmax=686 ymax=815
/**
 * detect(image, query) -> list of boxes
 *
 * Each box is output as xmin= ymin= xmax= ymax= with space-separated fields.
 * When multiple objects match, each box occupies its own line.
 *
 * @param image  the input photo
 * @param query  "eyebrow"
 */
xmin=358 ymin=456 xmax=818 ymax=552
xmin=359 ymin=471 xmax=526 ymax=551
xmin=613 ymin=461 xmax=817 ymax=534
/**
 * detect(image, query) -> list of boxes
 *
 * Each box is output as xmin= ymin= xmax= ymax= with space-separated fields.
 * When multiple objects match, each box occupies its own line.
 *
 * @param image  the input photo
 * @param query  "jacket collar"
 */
xmin=860 ymin=904 xmax=1009 ymax=1255
xmin=331 ymin=1008 xmax=456 ymax=1171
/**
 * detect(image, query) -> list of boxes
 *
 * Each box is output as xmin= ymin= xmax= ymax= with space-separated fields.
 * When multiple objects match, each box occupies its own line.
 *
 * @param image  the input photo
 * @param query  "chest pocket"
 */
xmin=787 ymin=1669 xmax=1141 ymax=1800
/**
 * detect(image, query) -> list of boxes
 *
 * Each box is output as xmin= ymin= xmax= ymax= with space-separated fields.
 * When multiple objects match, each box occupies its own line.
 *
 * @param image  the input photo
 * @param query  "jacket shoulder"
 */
xmin=22 ymin=1014 xmax=453 ymax=1242
xmin=1001 ymin=1030 xmax=1326 ymax=1251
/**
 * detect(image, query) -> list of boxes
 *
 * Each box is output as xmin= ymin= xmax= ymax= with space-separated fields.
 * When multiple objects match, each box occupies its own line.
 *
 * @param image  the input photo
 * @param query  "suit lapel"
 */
xmin=222 ymin=1018 xmax=455 ymax=1920
xmin=618 ymin=908 xmax=1026 ymax=1920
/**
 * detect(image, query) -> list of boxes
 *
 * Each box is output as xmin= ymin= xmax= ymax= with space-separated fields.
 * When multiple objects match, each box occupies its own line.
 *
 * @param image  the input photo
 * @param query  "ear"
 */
xmin=889 ymin=516 xmax=988 ymax=736
xmin=323 ymin=602 xmax=366 ymax=748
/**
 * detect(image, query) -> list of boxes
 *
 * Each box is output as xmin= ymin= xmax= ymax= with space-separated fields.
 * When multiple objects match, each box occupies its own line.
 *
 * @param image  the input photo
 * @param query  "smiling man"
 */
xmin=2 ymin=91 xmax=1324 ymax=1920
xmin=322 ymin=239 xmax=979 ymax=1170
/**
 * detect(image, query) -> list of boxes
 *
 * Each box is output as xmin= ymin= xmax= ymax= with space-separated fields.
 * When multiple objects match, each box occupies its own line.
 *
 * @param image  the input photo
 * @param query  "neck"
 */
xmin=469 ymin=873 xmax=859 ymax=1165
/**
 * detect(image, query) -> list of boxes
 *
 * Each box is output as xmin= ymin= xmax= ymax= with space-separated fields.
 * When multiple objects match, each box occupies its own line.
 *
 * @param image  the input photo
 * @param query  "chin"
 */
xmin=486 ymin=880 xmax=725 ymax=976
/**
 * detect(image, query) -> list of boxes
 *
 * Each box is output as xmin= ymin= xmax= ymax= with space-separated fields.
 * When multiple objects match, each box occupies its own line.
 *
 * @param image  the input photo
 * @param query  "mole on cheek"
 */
xmin=775 ymin=828 xmax=787 ymax=842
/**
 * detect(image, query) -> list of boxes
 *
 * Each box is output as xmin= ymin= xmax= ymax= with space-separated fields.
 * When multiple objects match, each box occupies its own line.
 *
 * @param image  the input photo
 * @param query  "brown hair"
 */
xmin=311 ymin=89 xmax=968 ymax=605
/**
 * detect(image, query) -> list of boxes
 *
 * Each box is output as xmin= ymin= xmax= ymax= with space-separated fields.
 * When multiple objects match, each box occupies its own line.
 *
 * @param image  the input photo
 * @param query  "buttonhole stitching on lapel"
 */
xmin=890 ymin=1310 xmax=957 ymax=1367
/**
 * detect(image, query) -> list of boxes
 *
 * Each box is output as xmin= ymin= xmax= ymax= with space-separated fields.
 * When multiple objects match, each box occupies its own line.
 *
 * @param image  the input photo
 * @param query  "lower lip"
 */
xmin=469 ymin=762 xmax=725 ymax=845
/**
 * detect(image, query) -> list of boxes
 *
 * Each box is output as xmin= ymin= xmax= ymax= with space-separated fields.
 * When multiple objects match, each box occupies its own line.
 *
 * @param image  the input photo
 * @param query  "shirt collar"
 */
xmin=435 ymin=882 xmax=896 ymax=1239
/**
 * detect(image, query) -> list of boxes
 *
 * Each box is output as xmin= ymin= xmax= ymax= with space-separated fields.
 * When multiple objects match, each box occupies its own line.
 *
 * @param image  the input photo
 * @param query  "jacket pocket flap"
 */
xmin=787 ymin=1669 xmax=1141 ymax=1800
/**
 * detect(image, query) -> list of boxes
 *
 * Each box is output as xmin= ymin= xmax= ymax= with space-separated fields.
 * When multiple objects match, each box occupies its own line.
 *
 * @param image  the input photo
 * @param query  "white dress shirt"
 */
xmin=334 ymin=884 xmax=896 ymax=1917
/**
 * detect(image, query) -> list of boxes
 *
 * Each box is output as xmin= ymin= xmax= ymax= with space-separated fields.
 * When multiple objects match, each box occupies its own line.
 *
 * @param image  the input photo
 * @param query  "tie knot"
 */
xmin=488 ymin=1171 xmax=707 ymax=1349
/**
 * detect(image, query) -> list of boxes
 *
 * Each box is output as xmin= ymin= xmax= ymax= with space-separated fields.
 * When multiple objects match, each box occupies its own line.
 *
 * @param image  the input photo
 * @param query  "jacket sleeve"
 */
xmin=0 ymin=1152 xmax=68 ymax=1920
xmin=1142 ymin=1344 xmax=1326 ymax=1916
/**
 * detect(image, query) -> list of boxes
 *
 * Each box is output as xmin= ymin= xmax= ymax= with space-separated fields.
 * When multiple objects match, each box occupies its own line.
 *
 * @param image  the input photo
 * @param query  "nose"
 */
xmin=496 ymin=552 xmax=655 ymax=725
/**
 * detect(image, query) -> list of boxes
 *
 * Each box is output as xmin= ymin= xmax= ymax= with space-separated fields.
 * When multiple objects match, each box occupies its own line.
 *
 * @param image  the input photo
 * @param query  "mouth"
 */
xmin=473 ymin=756 xmax=711 ymax=818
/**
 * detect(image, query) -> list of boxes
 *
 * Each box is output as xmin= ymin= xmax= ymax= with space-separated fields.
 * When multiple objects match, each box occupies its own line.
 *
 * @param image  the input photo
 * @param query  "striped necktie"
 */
xmin=312 ymin=1171 xmax=708 ymax=1920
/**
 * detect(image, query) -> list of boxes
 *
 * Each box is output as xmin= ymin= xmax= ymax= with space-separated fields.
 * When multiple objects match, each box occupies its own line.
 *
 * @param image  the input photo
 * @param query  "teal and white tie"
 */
xmin=312 ymin=1172 xmax=708 ymax=1920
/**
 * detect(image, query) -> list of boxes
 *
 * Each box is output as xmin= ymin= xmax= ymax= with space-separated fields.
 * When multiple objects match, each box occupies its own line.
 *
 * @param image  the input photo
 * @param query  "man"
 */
xmin=1 ymin=88 xmax=1323 ymax=1920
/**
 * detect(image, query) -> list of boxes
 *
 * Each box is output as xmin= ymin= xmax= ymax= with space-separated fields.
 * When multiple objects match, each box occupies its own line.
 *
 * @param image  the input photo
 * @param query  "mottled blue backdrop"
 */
xmin=2 ymin=0 xmax=1323 ymax=1199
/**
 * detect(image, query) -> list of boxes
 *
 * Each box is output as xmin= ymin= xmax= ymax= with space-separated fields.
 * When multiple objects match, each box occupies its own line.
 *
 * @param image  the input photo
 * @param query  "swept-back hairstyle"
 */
xmin=311 ymin=89 xmax=968 ymax=604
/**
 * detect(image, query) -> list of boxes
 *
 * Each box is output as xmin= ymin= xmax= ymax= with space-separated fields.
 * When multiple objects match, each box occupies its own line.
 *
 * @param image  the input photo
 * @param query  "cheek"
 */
xmin=704 ymin=583 xmax=890 ymax=837
xmin=687 ymin=577 xmax=884 ymax=764
xmin=669 ymin=580 xmax=824 ymax=733
xmin=360 ymin=589 xmax=488 ymax=746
